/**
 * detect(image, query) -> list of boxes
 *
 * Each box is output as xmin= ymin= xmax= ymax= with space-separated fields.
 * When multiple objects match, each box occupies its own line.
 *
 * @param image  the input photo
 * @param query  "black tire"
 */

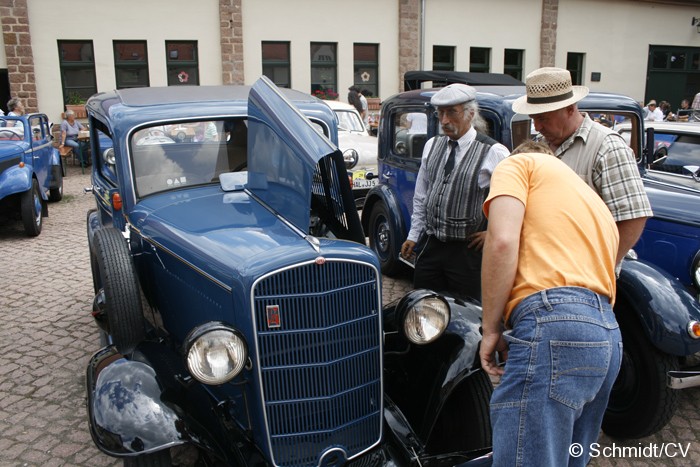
xmin=49 ymin=165 xmax=64 ymax=202
xmin=123 ymin=449 xmax=171 ymax=467
xmin=602 ymin=308 xmax=678 ymax=438
xmin=92 ymin=227 xmax=146 ymax=354
xmin=427 ymin=370 xmax=493 ymax=453
xmin=20 ymin=179 xmax=43 ymax=237
xmin=368 ymin=201 xmax=404 ymax=276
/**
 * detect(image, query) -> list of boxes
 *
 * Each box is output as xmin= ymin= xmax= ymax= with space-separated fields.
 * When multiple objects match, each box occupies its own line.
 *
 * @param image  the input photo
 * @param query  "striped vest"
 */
xmin=423 ymin=134 xmax=495 ymax=241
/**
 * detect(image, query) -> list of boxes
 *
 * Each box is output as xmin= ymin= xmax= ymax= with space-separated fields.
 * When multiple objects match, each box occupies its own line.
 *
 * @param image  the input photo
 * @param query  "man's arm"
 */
xmin=616 ymin=217 xmax=648 ymax=265
xmin=480 ymin=195 xmax=524 ymax=376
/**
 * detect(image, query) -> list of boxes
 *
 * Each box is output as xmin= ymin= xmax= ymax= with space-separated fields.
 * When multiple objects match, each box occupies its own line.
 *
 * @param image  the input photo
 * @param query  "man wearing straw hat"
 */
xmin=400 ymin=83 xmax=509 ymax=301
xmin=512 ymin=67 xmax=652 ymax=268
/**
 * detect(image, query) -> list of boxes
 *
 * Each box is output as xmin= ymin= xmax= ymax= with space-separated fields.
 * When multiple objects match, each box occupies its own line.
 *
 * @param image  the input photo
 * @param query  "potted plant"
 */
xmin=65 ymin=92 xmax=87 ymax=118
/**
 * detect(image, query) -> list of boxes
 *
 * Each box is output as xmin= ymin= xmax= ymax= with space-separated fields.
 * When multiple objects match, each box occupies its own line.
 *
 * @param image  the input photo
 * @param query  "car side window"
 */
xmin=392 ymin=109 xmax=429 ymax=159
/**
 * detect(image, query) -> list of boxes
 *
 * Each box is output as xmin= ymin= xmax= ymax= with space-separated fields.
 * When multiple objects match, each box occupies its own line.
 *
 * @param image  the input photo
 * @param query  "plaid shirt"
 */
xmin=693 ymin=92 xmax=700 ymax=110
xmin=550 ymin=116 xmax=653 ymax=222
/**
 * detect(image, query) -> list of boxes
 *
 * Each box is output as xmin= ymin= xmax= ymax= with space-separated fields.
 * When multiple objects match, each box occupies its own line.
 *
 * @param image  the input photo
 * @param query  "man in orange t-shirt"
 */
xmin=479 ymin=142 xmax=621 ymax=467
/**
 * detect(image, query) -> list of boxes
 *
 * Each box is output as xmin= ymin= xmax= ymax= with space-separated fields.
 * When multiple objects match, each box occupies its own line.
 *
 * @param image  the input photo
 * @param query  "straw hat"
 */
xmin=431 ymin=83 xmax=476 ymax=107
xmin=512 ymin=67 xmax=589 ymax=115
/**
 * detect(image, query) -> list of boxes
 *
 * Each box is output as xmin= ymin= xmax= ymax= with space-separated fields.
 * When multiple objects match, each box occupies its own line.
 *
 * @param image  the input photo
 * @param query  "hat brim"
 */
xmin=512 ymin=86 xmax=589 ymax=115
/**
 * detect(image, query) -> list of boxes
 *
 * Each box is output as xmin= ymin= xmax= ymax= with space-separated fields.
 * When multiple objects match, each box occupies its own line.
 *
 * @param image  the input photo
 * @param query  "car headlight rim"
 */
xmin=343 ymin=148 xmax=359 ymax=169
xmin=185 ymin=323 xmax=248 ymax=385
xmin=399 ymin=289 xmax=450 ymax=345
xmin=691 ymin=251 xmax=700 ymax=290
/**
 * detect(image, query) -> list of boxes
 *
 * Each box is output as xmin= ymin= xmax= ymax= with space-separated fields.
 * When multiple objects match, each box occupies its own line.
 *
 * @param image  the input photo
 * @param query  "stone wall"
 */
xmin=219 ymin=0 xmax=244 ymax=85
xmin=540 ymin=0 xmax=559 ymax=68
xmin=0 ymin=0 xmax=37 ymax=113
xmin=399 ymin=0 xmax=420 ymax=91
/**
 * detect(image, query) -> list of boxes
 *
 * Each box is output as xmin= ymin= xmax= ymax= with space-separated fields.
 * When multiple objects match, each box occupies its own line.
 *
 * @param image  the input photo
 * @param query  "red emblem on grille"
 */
xmin=266 ymin=305 xmax=281 ymax=328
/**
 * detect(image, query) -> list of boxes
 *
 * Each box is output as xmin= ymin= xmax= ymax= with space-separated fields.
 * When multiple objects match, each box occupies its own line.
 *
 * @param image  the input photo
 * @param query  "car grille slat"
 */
xmin=254 ymin=261 xmax=381 ymax=467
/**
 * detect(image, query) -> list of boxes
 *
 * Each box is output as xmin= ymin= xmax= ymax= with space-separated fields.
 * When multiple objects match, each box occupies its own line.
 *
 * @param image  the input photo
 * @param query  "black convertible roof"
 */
xmin=403 ymin=70 xmax=524 ymax=90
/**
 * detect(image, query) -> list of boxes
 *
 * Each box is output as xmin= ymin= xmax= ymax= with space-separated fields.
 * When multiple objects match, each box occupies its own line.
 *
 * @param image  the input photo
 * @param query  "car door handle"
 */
xmin=381 ymin=172 xmax=393 ymax=180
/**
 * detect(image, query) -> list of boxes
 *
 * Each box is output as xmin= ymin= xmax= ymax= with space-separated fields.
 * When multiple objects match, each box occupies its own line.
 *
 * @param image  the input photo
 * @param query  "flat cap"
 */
xmin=430 ymin=83 xmax=476 ymax=107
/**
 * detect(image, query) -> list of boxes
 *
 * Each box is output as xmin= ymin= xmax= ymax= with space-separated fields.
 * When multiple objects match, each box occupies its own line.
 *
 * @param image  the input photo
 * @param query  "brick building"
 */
xmin=1 ymin=0 xmax=699 ymax=121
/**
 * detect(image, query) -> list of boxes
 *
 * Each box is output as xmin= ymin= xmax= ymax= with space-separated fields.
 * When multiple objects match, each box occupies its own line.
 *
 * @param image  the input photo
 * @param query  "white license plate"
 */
xmin=353 ymin=178 xmax=377 ymax=189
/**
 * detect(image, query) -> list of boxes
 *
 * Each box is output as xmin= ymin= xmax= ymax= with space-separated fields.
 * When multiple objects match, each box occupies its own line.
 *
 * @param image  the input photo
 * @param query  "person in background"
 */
xmin=480 ymin=139 xmax=621 ymax=467
xmin=512 ymin=67 xmax=652 ymax=270
xmin=677 ymin=98 xmax=692 ymax=121
xmin=659 ymin=100 xmax=673 ymax=120
xmin=406 ymin=112 xmax=428 ymax=134
xmin=692 ymin=91 xmax=700 ymax=110
xmin=59 ymin=109 xmax=89 ymax=167
xmin=347 ymin=86 xmax=363 ymax=115
xmin=400 ymin=83 xmax=509 ymax=301
xmin=359 ymin=89 xmax=370 ymax=128
xmin=6 ymin=97 xmax=24 ymax=128
xmin=644 ymin=100 xmax=663 ymax=121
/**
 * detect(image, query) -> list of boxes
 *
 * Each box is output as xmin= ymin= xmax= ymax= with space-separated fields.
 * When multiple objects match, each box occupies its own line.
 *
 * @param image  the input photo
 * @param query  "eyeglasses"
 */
xmin=434 ymin=108 xmax=464 ymax=119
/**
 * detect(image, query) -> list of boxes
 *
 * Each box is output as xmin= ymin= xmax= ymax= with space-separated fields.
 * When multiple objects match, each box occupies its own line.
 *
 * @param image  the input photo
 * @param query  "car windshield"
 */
xmin=650 ymin=132 xmax=700 ymax=175
xmin=0 ymin=117 xmax=26 ymax=140
xmin=130 ymin=118 xmax=248 ymax=198
xmin=335 ymin=110 xmax=365 ymax=132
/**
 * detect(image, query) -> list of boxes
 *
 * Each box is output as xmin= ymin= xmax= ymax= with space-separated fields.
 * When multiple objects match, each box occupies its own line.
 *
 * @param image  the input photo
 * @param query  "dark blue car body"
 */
xmin=361 ymin=73 xmax=700 ymax=439
xmin=83 ymin=78 xmax=494 ymax=466
xmin=0 ymin=113 xmax=63 ymax=236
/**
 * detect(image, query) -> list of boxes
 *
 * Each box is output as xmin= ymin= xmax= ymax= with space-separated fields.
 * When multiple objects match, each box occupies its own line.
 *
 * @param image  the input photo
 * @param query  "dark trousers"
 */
xmin=413 ymin=235 xmax=482 ymax=301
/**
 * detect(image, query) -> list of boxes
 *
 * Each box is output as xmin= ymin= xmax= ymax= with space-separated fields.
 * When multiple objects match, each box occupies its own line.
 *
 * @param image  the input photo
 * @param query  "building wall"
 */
xmin=423 ymin=0 xmax=542 ymax=73
xmin=26 ymin=0 xmax=222 ymax=122
xmin=558 ymin=0 xmax=700 ymax=99
xmin=3 ymin=0 xmax=700 ymax=122
xmin=241 ymin=0 xmax=400 ymax=101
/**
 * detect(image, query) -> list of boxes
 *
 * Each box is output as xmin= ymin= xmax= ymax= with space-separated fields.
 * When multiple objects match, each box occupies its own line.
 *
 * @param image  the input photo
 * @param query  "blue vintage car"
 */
xmin=0 ymin=113 xmax=63 ymax=236
xmin=84 ymin=78 xmax=494 ymax=466
xmin=361 ymin=72 xmax=700 ymax=439
xmin=616 ymin=121 xmax=700 ymax=292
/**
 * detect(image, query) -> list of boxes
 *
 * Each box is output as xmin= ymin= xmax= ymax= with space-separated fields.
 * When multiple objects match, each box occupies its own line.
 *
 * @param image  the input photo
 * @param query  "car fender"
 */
xmin=50 ymin=146 xmax=62 ymax=166
xmin=383 ymin=292 xmax=485 ymax=439
xmin=617 ymin=258 xmax=700 ymax=356
xmin=86 ymin=344 xmax=219 ymax=458
xmin=419 ymin=297 xmax=485 ymax=436
xmin=0 ymin=163 xmax=32 ymax=199
xmin=361 ymin=183 xmax=407 ymax=239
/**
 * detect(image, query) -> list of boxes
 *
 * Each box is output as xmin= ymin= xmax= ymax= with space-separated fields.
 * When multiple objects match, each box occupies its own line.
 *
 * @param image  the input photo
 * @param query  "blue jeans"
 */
xmin=490 ymin=287 xmax=622 ymax=467
xmin=64 ymin=138 xmax=88 ymax=165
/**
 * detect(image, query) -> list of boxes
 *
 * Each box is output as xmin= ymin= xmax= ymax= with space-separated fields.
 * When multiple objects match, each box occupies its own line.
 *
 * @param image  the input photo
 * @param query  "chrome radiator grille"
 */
xmin=253 ymin=260 xmax=382 ymax=467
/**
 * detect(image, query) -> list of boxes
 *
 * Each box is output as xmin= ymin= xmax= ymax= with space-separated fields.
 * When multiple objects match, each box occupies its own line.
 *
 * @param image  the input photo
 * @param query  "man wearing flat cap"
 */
xmin=400 ymin=83 xmax=509 ymax=301
xmin=512 ymin=67 xmax=652 ymax=269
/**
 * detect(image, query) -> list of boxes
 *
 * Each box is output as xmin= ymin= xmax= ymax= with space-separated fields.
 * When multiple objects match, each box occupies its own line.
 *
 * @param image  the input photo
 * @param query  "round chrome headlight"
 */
xmin=402 ymin=293 xmax=450 ymax=344
xmin=186 ymin=324 xmax=247 ymax=385
xmin=343 ymin=149 xmax=359 ymax=169
xmin=103 ymin=147 xmax=115 ymax=165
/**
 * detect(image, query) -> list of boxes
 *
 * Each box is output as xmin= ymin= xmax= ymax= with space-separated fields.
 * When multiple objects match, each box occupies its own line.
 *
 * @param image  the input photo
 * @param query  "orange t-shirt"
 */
xmin=483 ymin=153 xmax=619 ymax=323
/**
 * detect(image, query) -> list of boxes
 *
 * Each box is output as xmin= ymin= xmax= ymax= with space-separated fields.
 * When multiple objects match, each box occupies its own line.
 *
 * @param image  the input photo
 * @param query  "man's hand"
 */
xmin=400 ymin=239 xmax=416 ymax=259
xmin=480 ymin=329 xmax=508 ymax=377
xmin=467 ymin=231 xmax=486 ymax=250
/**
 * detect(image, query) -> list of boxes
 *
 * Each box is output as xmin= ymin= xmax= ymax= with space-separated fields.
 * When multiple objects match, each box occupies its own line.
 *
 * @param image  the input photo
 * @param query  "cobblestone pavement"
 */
xmin=2 ymin=166 xmax=700 ymax=466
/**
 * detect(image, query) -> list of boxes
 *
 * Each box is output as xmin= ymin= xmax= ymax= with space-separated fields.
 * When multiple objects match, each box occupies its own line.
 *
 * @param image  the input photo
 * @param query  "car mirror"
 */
xmin=683 ymin=165 xmax=700 ymax=181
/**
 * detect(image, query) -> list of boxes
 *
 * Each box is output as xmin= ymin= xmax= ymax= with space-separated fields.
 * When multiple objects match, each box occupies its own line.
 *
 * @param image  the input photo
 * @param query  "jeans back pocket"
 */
xmin=549 ymin=340 xmax=611 ymax=410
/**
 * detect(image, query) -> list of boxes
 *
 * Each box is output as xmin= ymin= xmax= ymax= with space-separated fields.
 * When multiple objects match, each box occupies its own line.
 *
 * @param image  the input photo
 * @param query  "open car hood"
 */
xmin=246 ymin=77 xmax=364 ymax=243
